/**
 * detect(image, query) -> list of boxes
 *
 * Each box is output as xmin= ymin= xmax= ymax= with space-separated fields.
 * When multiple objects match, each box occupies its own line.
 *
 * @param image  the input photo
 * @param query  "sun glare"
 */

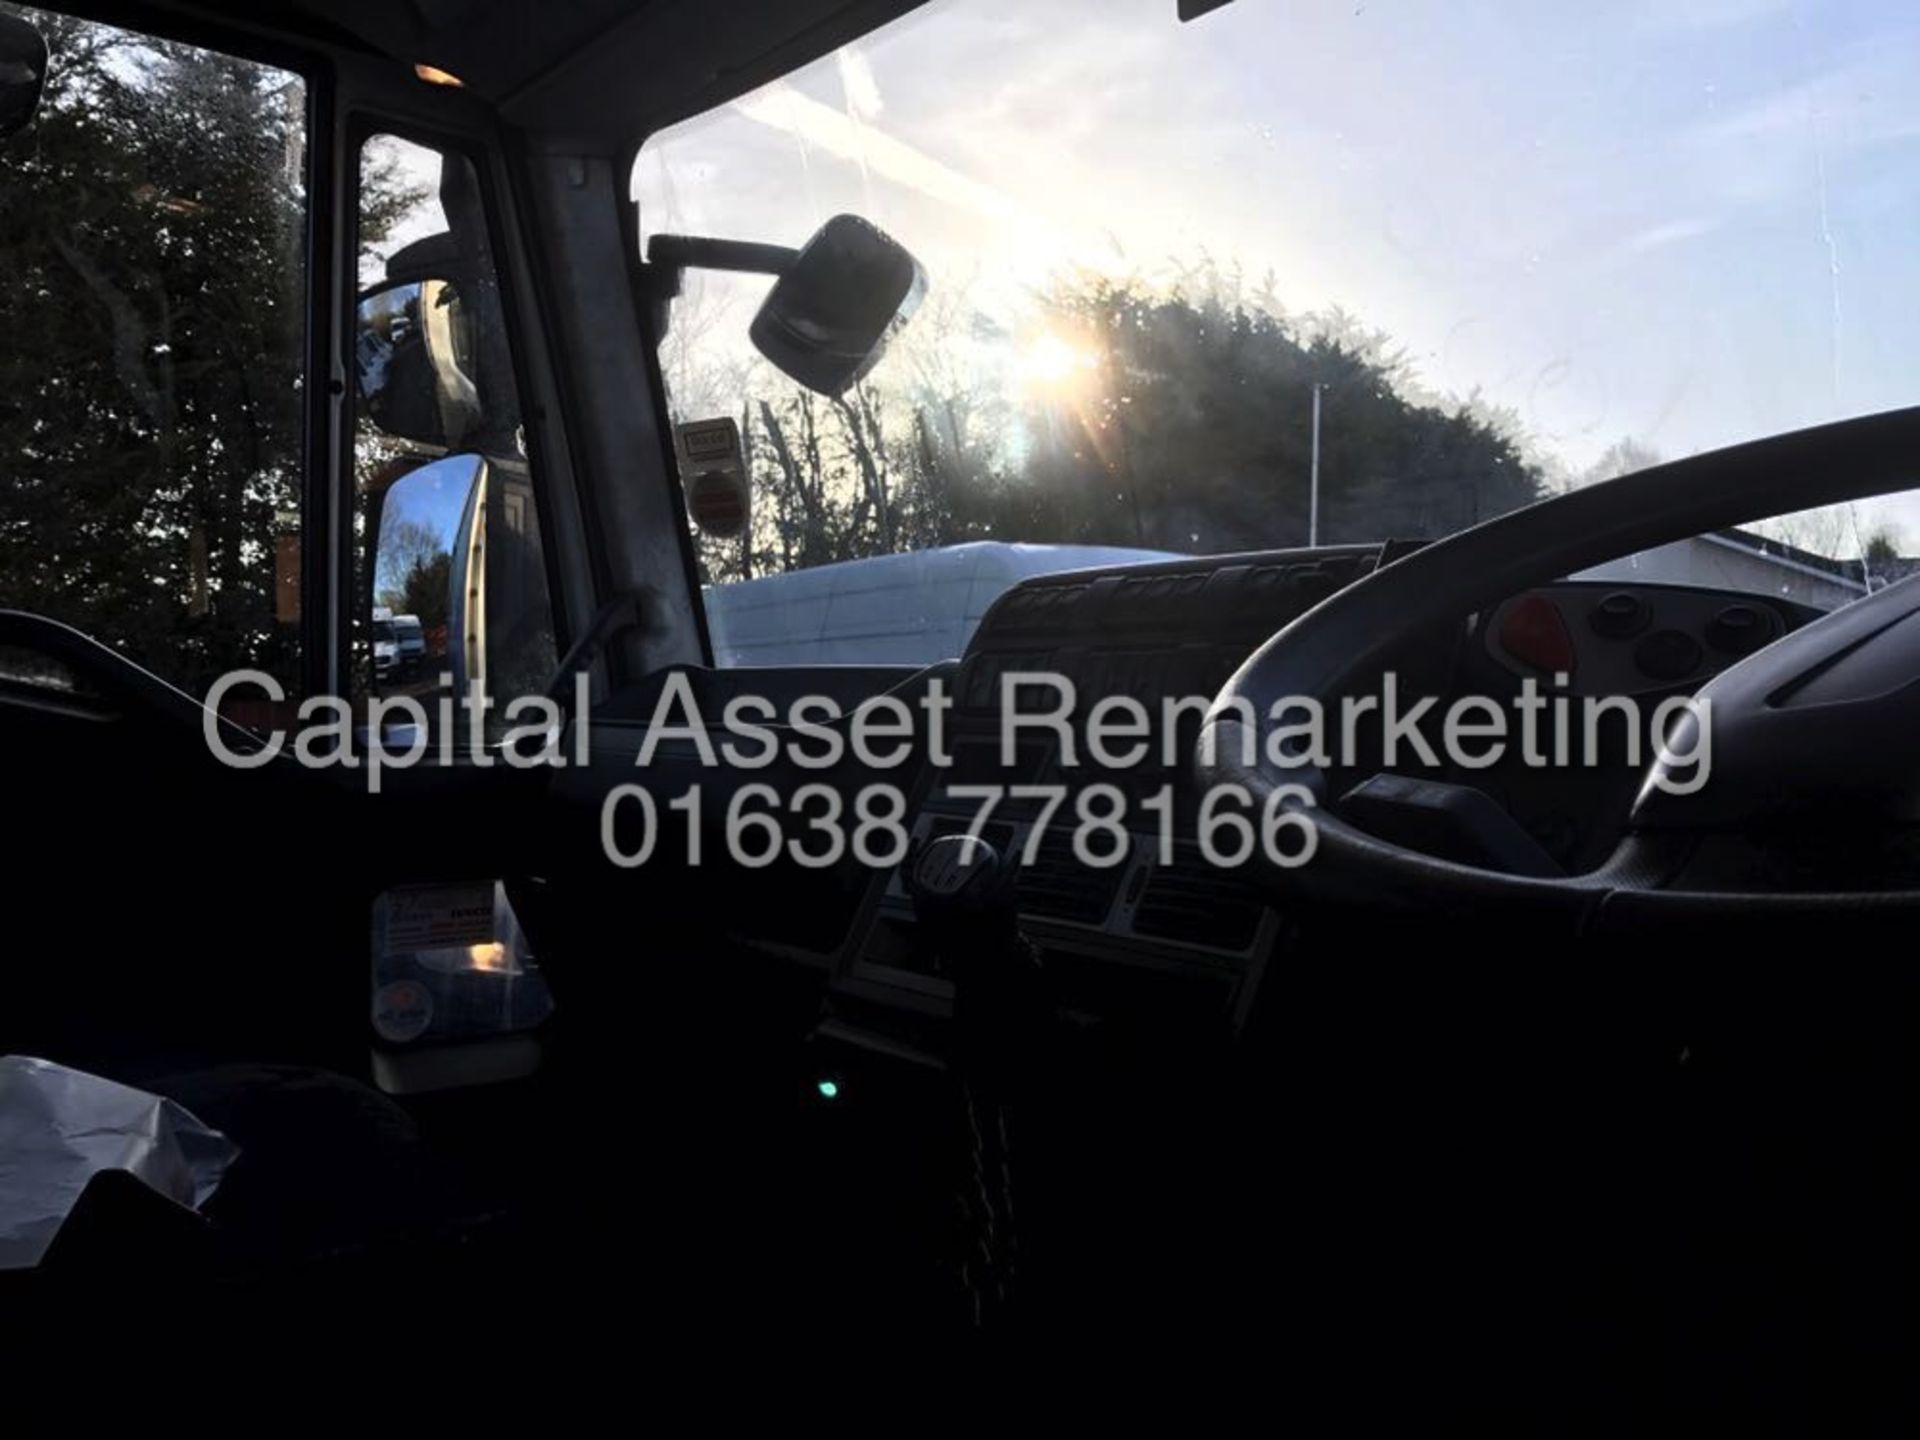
xmin=1017 ymin=331 xmax=1100 ymax=396
xmin=467 ymin=942 xmax=509 ymax=972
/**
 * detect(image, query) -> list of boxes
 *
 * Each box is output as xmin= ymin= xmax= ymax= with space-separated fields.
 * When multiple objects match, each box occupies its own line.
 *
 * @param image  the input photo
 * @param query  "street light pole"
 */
xmin=1308 ymin=382 xmax=1325 ymax=548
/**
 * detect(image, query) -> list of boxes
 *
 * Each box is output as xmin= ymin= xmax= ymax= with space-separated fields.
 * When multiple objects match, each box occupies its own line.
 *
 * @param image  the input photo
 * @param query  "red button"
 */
xmin=1499 ymin=592 xmax=1576 ymax=675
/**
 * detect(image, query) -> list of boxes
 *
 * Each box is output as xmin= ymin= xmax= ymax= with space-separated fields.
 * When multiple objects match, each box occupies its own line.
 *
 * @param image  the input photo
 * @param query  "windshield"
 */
xmin=637 ymin=0 xmax=1920 ymax=660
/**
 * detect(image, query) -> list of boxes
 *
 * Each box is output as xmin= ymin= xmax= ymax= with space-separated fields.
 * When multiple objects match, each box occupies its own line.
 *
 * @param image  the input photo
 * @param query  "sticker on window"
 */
xmin=677 ymin=417 xmax=750 ymax=538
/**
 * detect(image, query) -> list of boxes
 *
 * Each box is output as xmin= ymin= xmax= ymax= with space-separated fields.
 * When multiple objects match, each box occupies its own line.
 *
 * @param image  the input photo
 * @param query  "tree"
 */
xmin=0 ymin=8 xmax=419 ymax=696
xmin=1758 ymin=505 xmax=1858 ymax=558
xmin=375 ymin=516 xmax=446 ymax=607
xmin=397 ymin=552 xmax=452 ymax=633
xmin=1004 ymin=272 xmax=1543 ymax=552
xmin=673 ymin=263 xmax=1545 ymax=582
xmin=1580 ymin=438 xmax=1664 ymax=486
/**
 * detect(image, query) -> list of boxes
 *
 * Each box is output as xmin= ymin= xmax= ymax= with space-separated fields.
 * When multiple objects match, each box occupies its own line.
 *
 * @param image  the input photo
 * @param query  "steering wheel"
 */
xmin=1199 ymin=406 xmax=1920 ymax=924
xmin=0 ymin=608 xmax=269 ymax=753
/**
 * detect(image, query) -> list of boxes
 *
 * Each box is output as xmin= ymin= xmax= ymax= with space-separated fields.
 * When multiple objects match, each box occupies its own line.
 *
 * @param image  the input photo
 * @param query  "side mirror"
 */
xmin=370 ymin=454 xmax=482 ymax=695
xmin=750 ymin=215 xmax=925 ymax=396
xmin=0 ymin=13 xmax=49 ymax=140
xmin=355 ymin=279 xmax=483 ymax=449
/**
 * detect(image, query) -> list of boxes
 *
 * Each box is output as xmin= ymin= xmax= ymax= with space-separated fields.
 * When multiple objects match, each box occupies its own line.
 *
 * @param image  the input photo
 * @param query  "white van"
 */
xmin=702 ymin=541 xmax=1178 ymax=667
xmin=392 ymin=614 xmax=426 ymax=673
xmin=371 ymin=606 xmax=399 ymax=679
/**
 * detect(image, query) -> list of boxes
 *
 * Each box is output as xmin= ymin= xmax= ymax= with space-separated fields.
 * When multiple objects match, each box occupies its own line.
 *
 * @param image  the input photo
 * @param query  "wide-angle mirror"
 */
xmin=648 ymin=214 xmax=926 ymax=397
xmin=355 ymin=279 xmax=483 ymax=450
xmin=749 ymin=215 xmax=925 ymax=396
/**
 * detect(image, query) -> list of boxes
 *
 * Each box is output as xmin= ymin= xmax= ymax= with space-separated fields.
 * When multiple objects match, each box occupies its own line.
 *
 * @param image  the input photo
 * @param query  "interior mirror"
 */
xmin=750 ymin=215 xmax=926 ymax=395
xmin=355 ymin=279 xmax=483 ymax=449
xmin=370 ymin=454 xmax=482 ymax=696
xmin=0 ymin=12 xmax=49 ymax=140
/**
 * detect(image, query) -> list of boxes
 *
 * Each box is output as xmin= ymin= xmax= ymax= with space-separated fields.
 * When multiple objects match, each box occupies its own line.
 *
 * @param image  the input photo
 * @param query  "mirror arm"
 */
xmin=634 ymin=213 xmax=924 ymax=392
xmin=639 ymin=233 xmax=801 ymax=341
xmin=646 ymin=235 xmax=800 ymax=278
xmin=542 ymin=589 xmax=648 ymax=712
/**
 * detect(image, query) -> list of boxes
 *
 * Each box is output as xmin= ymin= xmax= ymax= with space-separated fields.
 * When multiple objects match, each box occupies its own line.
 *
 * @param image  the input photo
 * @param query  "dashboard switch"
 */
xmin=1589 ymin=590 xmax=1650 ymax=639
xmin=1633 ymin=628 xmax=1703 ymax=682
xmin=1499 ymin=592 xmax=1576 ymax=675
xmin=1706 ymin=603 xmax=1771 ymax=655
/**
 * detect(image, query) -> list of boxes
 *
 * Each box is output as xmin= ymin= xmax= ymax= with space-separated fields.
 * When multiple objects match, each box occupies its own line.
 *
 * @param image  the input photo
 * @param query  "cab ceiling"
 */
xmin=134 ymin=0 xmax=925 ymax=138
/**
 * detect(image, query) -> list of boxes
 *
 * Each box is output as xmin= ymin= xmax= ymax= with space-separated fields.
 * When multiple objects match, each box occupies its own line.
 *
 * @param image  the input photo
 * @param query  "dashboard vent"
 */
xmin=1017 ymin=831 xmax=1123 ymax=926
xmin=1131 ymin=852 xmax=1266 ymax=952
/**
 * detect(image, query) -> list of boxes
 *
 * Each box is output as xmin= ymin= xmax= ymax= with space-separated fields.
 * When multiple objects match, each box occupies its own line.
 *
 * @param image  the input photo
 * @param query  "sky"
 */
xmin=633 ymin=0 xmax=1920 ymax=550
xmin=376 ymin=454 xmax=477 ymax=598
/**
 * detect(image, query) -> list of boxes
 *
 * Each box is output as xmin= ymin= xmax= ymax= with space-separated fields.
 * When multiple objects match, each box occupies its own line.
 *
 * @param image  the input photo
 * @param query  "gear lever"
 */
xmin=906 ymin=833 xmax=1048 ymax=1328
xmin=908 ymin=832 xmax=1019 ymax=957
xmin=907 ymin=833 xmax=1050 ymax=1052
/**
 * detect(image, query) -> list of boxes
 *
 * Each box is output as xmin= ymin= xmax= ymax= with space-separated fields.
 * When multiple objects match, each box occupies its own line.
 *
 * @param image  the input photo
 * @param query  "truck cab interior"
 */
xmin=0 ymin=0 xmax=1911 ymax=1406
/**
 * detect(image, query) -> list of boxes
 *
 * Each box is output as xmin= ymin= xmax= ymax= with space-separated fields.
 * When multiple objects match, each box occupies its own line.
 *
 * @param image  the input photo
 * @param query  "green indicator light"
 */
xmin=816 ymin=1079 xmax=840 ymax=1100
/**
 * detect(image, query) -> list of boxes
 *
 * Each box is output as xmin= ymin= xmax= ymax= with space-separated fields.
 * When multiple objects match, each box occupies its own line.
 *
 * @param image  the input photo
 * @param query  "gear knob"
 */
xmin=907 ymin=833 xmax=1020 ymax=944
xmin=907 ymin=833 xmax=1040 ymax=1052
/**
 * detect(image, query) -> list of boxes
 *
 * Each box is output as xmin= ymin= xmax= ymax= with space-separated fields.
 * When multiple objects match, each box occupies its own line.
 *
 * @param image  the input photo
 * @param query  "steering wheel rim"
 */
xmin=1198 ymin=405 xmax=1920 ymax=922
xmin=0 ymin=608 xmax=268 ymax=747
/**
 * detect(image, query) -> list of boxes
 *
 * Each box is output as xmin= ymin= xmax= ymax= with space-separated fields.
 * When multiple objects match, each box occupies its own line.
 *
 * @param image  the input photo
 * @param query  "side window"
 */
xmin=0 ymin=4 xmax=307 ymax=711
xmin=352 ymin=133 xmax=554 ymax=735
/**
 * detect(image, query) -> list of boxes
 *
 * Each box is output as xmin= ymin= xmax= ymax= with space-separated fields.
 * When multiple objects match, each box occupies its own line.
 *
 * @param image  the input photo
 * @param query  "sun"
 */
xmin=1016 ymin=330 xmax=1101 ymax=397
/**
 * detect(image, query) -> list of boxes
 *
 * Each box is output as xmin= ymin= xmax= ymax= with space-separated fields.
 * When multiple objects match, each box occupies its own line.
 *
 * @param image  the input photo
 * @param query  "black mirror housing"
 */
xmin=749 ymin=215 xmax=925 ymax=396
xmin=0 ymin=12 xmax=49 ymax=140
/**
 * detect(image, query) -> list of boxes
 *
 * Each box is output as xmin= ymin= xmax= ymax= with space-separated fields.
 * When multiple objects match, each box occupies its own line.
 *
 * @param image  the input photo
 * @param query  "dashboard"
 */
xmin=563 ymin=544 xmax=1827 ymax=1047
xmin=828 ymin=549 xmax=1826 ymax=1038
xmin=836 ymin=545 xmax=1398 ymax=1034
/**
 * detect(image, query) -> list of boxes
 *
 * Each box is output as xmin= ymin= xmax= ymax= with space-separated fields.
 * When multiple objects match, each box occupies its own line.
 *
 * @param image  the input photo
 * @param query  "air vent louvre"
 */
xmin=1017 ymin=831 xmax=1123 ymax=925
xmin=1131 ymin=850 xmax=1265 ymax=951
